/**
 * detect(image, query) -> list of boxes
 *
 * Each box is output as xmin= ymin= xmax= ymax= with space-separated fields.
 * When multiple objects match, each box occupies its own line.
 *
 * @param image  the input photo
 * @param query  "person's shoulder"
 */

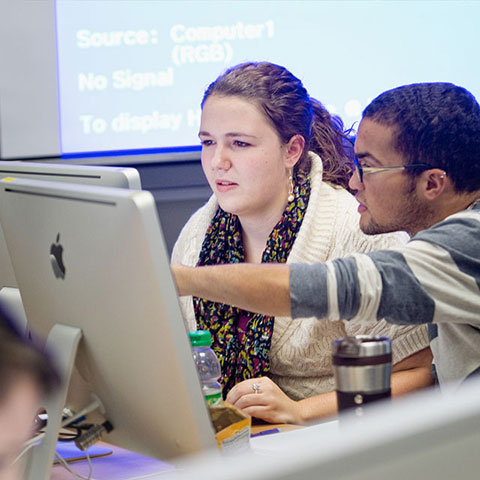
xmin=182 ymin=195 xmax=218 ymax=230
xmin=443 ymin=203 xmax=480 ymax=224
xmin=410 ymin=204 xmax=480 ymax=254
xmin=321 ymin=182 xmax=363 ymax=219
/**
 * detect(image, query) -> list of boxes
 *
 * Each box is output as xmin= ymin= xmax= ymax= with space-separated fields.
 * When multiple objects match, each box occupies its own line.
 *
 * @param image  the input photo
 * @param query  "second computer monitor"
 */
xmin=0 ymin=160 xmax=141 ymax=289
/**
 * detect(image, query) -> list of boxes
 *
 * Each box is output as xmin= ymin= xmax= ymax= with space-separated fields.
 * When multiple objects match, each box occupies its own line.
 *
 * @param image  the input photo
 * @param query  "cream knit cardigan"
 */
xmin=171 ymin=153 xmax=429 ymax=400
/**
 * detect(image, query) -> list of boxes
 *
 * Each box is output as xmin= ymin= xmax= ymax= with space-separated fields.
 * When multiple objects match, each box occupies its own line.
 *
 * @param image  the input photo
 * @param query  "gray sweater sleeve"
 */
xmin=289 ymin=263 xmax=329 ymax=319
xmin=290 ymin=208 xmax=480 ymax=327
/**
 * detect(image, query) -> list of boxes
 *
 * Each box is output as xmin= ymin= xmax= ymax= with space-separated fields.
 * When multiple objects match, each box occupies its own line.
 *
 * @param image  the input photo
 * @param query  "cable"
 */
xmin=14 ymin=397 xmax=104 ymax=464
xmin=14 ymin=441 xmax=38 ymax=465
xmin=75 ymin=421 xmax=113 ymax=451
xmin=62 ymin=397 xmax=103 ymax=428
xmin=58 ymin=424 xmax=96 ymax=442
xmin=55 ymin=449 xmax=95 ymax=480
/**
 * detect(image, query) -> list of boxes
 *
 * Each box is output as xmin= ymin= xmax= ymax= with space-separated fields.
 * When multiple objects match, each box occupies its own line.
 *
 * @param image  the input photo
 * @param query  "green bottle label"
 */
xmin=205 ymin=391 xmax=222 ymax=406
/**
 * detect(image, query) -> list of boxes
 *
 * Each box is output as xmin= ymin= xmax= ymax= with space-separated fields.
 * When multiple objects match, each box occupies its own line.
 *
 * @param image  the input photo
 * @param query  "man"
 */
xmin=0 ymin=303 xmax=60 ymax=480
xmin=172 ymin=82 xmax=480 ymax=388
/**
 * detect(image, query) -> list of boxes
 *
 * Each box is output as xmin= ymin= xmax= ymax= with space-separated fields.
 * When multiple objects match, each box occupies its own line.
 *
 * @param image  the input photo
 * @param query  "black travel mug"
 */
xmin=332 ymin=335 xmax=392 ymax=416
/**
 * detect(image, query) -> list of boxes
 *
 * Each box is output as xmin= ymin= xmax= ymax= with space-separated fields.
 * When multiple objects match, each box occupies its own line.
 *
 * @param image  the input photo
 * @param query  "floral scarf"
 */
xmin=193 ymin=173 xmax=311 ymax=396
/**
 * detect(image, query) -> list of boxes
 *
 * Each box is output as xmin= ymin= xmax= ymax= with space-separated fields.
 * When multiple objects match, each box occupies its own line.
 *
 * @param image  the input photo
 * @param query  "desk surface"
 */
xmin=252 ymin=423 xmax=301 ymax=435
xmin=50 ymin=424 xmax=302 ymax=480
xmin=51 ymin=442 xmax=174 ymax=480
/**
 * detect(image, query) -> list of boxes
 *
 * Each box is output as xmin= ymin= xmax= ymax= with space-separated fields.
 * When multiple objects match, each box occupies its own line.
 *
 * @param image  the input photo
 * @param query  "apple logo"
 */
xmin=50 ymin=233 xmax=66 ymax=280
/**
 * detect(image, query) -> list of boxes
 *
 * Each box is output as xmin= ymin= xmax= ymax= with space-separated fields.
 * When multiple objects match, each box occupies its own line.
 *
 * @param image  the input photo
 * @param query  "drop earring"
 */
xmin=287 ymin=172 xmax=295 ymax=202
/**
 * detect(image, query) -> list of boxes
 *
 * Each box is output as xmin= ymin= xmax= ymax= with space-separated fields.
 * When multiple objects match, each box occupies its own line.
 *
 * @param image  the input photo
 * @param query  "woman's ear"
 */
xmin=284 ymin=135 xmax=305 ymax=168
xmin=421 ymin=169 xmax=448 ymax=201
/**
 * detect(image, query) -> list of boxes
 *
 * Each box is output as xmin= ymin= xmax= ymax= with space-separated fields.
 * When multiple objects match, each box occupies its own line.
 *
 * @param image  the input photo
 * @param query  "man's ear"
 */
xmin=284 ymin=135 xmax=305 ymax=168
xmin=420 ymin=169 xmax=448 ymax=200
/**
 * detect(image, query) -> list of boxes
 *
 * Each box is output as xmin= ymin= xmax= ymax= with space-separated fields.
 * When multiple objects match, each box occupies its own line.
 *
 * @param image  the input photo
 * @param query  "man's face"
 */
xmin=349 ymin=118 xmax=431 ymax=236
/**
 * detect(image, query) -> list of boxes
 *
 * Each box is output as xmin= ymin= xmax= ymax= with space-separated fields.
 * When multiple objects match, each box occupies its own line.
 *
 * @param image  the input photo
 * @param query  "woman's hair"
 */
xmin=0 ymin=302 xmax=60 ymax=403
xmin=202 ymin=62 xmax=354 ymax=188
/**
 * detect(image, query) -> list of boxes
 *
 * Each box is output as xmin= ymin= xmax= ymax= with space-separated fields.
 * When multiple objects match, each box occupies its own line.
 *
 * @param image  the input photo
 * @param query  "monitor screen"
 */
xmin=0 ymin=177 xmax=216 ymax=477
xmin=0 ymin=0 xmax=478 ymax=159
xmin=0 ymin=161 xmax=141 ymax=289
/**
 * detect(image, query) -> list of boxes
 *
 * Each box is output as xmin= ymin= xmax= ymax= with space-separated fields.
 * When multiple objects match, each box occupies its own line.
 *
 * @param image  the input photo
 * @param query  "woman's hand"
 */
xmin=225 ymin=348 xmax=434 ymax=426
xmin=226 ymin=377 xmax=303 ymax=424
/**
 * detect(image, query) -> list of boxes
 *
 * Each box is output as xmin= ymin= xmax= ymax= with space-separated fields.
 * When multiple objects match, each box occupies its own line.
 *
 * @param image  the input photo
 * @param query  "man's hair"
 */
xmin=363 ymin=82 xmax=480 ymax=193
xmin=0 ymin=302 xmax=60 ymax=403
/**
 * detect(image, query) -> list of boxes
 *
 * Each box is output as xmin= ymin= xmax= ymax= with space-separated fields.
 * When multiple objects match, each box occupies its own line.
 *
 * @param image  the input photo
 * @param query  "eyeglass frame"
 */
xmin=353 ymin=157 xmax=437 ymax=183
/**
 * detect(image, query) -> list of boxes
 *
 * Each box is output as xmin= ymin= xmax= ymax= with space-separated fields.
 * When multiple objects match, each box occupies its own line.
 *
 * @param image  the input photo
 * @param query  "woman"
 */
xmin=172 ymin=62 xmax=432 ymax=423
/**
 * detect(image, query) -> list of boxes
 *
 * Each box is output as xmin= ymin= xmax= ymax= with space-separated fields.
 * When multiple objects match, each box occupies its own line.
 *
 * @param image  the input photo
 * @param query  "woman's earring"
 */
xmin=287 ymin=172 xmax=295 ymax=202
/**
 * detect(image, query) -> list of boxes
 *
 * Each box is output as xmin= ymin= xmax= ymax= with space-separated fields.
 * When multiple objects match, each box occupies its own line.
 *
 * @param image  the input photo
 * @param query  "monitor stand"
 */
xmin=22 ymin=323 xmax=82 ymax=480
xmin=0 ymin=287 xmax=28 ymax=334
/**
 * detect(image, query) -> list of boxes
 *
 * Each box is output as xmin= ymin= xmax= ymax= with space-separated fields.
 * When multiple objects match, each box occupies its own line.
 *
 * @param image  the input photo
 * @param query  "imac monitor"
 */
xmin=0 ymin=161 xmax=141 ymax=289
xmin=0 ymin=177 xmax=216 ymax=475
xmin=0 ymin=160 xmax=142 ymax=189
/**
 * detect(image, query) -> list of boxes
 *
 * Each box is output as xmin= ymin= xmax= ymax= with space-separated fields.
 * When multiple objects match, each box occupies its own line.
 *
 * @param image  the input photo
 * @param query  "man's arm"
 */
xmin=171 ymin=263 xmax=292 ymax=316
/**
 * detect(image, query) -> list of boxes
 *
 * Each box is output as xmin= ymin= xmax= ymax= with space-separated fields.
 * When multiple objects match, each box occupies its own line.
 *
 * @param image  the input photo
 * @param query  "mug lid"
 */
xmin=332 ymin=335 xmax=391 ymax=358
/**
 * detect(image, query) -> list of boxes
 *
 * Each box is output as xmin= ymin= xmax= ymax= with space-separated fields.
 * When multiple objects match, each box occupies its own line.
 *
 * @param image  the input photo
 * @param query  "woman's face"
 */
xmin=199 ymin=95 xmax=300 ymax=223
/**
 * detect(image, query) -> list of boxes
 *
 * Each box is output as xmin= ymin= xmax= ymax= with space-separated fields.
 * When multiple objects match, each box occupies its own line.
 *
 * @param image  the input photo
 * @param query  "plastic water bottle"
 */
xmin=189 ymin=330 xmax=223 ymax=406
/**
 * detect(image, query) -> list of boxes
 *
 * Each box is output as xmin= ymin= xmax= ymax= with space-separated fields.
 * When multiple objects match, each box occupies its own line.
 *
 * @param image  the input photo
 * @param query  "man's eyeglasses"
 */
xmin=353 ymin=157 xmax=436 ymax=183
